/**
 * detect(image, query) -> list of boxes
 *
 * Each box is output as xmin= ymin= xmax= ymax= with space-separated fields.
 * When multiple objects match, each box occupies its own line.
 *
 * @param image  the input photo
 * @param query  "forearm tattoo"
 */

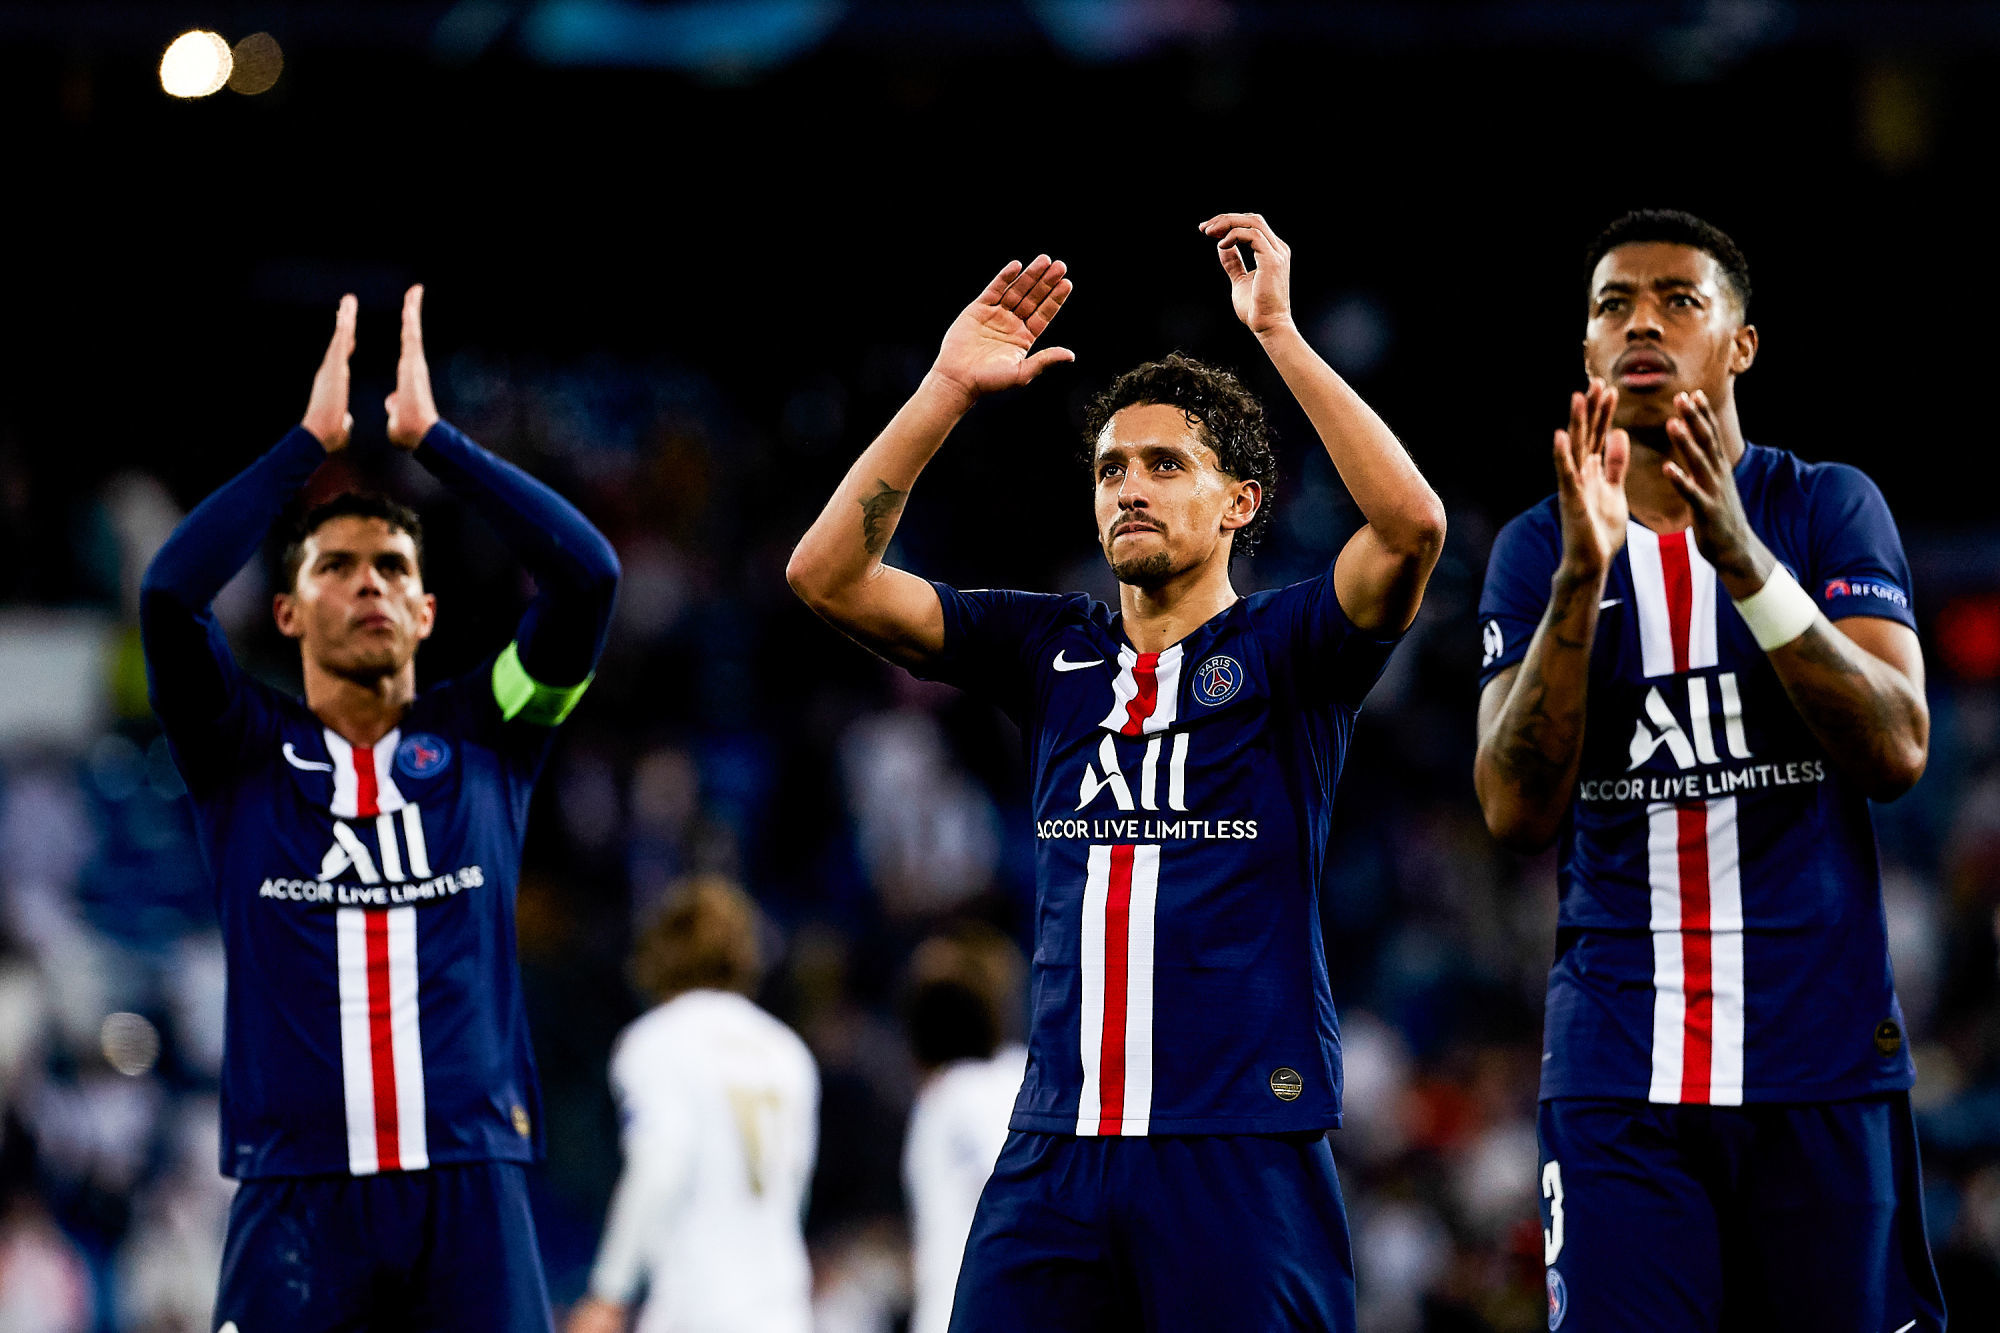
xmin=1772 ymin=622 xmax=1920 ymax=782
xmin=857 ymin=479 xmax=908 ymax=556
xmin=1492 ymin=570 xmax=1598 ymax=800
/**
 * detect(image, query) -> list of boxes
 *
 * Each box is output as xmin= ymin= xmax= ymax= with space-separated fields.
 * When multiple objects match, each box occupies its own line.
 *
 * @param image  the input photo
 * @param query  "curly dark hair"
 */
xmin=1081 ymin=353 xmax=1277 ymax=557
xmin=1586 ymin=209 xmax=1752 ymax=317
xmin=281 ymin=492 xmax=425 ymax=591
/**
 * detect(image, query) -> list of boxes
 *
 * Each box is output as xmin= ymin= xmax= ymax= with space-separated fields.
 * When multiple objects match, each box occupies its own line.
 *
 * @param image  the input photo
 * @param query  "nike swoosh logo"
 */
xmin=1599 ymin=598 xmax=1623 ymax=609
xmin=1053 ymin=651 xmax=1103 ymax=673
xmin=1891 ymin=1320 xmax=1917 ymax=1333
xmin=283 ymin=743 xmax=335 ymax=772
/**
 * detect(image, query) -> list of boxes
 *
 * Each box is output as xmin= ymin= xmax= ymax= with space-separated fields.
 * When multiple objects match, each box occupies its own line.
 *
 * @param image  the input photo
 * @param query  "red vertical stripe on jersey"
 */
xmin=353 ymin=744 xmax=379 ymax=818
xmin=1120 ymin=653 xmax=1161 ymax=736
xmin=364 ymin=911 xmax=402 ymax=1171
xmin=1097 ymin=843 xmax=1137 ymax=1135
xmin=1659 ymin=532 xmax=1693 ymax=674
xmin=1676 ymin=802 xmax=1714 ymax=1104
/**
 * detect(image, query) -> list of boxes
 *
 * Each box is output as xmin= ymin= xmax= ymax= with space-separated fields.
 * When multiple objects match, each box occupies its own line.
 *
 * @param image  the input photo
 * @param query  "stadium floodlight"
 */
xmin=160 ymin=29 xmax=233 ymax=98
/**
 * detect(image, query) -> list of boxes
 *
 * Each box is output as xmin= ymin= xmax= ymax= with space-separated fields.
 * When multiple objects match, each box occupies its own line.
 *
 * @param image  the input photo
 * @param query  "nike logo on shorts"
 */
xmin=1599 ymin=598 xmax=1623 ymax=609
xmin=1053 ymin=651 xmax=1103 ymax=672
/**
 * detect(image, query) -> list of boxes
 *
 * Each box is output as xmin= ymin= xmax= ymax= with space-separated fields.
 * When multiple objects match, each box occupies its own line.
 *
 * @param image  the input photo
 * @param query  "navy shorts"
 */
xmin=215 ymin=1161 xmax=553 ymax=1333
xmin=949 ymin=1130 xmax=1355 ymax=1333
xmin=1537 ymin=1094 xmax=1944 ymax=1332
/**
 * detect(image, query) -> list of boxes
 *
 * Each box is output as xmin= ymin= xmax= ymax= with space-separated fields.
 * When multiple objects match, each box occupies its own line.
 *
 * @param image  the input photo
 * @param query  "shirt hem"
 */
xmin=223 ymin=1139 xmax=537 ymax=1181
xmin=1538 ymin=1069 xmax=1914 ymax=1105
xmin=1009 ymin=1110 xmax=1342 ymax=1135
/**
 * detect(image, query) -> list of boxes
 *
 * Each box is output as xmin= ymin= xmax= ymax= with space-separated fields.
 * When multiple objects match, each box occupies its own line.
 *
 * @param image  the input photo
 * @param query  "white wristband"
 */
xmin=1731 ymin=563 xmax=1819 ymax=651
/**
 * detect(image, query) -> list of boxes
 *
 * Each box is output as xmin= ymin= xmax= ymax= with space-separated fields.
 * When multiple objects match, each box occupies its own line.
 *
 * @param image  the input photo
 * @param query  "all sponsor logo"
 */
xmin=1193 ymin=655 xmax=1243 ymax=706
xmin=395 ymin=733 xmax=452 ymax=780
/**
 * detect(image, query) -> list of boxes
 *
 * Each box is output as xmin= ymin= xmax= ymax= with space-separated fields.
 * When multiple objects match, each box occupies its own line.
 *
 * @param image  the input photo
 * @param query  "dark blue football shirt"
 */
xmin=1478 ymin=444 xmax=1918 ymax=1105
xmin=141 ymin=423 xmax=618 ymax=1178
xmin=921 ymin=566 xmax=1401 ymax=1135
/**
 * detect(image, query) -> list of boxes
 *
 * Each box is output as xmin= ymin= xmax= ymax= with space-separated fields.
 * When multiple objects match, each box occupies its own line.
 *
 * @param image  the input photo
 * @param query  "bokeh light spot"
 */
xmin=160 ymin=30 xmax=233 ymax=99
xmin=229 ymin=32 xmax=284 ymax=95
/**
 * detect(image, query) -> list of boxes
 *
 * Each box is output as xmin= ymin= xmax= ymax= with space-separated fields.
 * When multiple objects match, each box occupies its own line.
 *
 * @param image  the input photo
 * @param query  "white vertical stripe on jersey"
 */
xmin=323 ymin=728 xmax=408 ymax=817
xmin=1686 ymin=549 xmax=1719 ymax=670
xmin=386 ymin=906 xmax=429 ymax=1168
xmin=1627 ymin=525 xmax=1676 ymax=679
xmin=1119 ymin=845 xmax=1160 ymax=1135
xmin=1095 ymin=645 xmax=1184 ymax=735
xmin=335 ymin=908 xmax=381 ymax=1174
xmin=1645 ymin=802 xmax=1686 ymax=1103
xmin=371 ymin=735 xmax=408 ymax=813
xmin=1075 ymin=845 xmax=1111 ymax=1136
xmin=1706 ymin=797 xmax=1745 ymax=1105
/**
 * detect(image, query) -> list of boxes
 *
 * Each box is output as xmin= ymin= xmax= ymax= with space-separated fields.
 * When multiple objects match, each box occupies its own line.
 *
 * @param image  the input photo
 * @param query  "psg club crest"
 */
xmin=1546 ymin=1267 xmax=1568 ymax=1330
xmin=1193 ymin=655 xmax=1243 ymax=706
xmin=395 ymin=733 xmax=453 ymax=781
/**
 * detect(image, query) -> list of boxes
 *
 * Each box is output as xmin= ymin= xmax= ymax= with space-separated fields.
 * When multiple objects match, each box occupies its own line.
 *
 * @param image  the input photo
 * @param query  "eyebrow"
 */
xmin=1596 ymin=277 xmax=1705 ymax=296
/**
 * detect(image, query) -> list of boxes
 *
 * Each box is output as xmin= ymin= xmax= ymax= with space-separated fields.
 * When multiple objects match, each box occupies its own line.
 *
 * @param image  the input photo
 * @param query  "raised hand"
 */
xmin=1663 ymin=389 xmax=1767 ymax=586
xmin=1554 ymin=378 xmax=1631 ymax=577
xmin=384 ymin=284 xmax=441 ymax=451
xmin=1199 ymin=212 xmax=1293 ymax=336
xmin=301 ymin=294 xmax=358 ymax=451
xmin=929 ymin=256 xmax=1074 ymax=407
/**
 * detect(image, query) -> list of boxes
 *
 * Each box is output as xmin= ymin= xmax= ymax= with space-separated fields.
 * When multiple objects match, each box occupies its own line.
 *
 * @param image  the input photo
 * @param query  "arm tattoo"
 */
xmin=1489 ymin=569 xmax=1598 ymax=800
xmin=857 ymin=479 xmax=908 ymax=556
xmin=1771 ymin=622 xmax=1918 ymax=784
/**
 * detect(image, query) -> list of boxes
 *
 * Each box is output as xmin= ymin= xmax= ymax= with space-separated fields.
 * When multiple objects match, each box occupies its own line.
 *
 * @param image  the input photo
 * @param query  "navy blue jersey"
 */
xmin=1478 ymin=444 xmax=1918 ymax=1105
xmin=922 ymin=568 xmax=1400 ymax=1135
xmin=142 ymin=423 xmax=617 ymax=1178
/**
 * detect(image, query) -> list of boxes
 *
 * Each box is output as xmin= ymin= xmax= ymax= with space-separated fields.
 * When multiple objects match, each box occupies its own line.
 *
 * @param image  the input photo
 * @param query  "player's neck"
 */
xmin=1117 ymin=555 xmax=1238 ymax=654
xmin=303 ymin=658 xmax=417 ymax=747
xmin=1622 ymin=401 xmax=1748 ymax=533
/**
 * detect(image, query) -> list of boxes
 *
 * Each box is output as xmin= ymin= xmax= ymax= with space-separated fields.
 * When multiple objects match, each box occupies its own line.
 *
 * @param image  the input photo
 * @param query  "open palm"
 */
xmin=930 ymin=255 xmax=1074 ymax=404
xmin=1554 ymin=379 xmax=1630 ymax=574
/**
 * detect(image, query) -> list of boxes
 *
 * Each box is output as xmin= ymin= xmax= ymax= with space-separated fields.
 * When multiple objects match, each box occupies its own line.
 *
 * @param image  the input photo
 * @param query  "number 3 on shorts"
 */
xmin=1540 ymin=1160 xmax=1564 ymax=1265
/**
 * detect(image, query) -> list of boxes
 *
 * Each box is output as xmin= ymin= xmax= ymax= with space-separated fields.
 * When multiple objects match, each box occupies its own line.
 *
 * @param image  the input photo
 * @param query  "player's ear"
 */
xmin=1731 ymin=323 xmax=1758 ymax=376
xmin=273 ymin=592 xmax=303 ymax=640
xmin=1220 ymin=479 xmax=1260 ymax=532
xmin=415 ymin=592 xmax=438 ymax=642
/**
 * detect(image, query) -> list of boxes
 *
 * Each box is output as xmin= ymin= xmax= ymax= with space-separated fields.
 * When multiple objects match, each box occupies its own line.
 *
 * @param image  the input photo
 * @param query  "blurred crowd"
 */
xmin=3 ymin=340 xmax=2000 ymax=1333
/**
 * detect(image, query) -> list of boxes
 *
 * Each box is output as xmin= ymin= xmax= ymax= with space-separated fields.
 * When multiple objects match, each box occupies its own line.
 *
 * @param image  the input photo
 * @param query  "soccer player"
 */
xmin=565 ymin=878 xmax=819 ymax=1333
xmin=140 ymin=286 xmax=620 ymax=1331
xmin=902 ymin=925 xmax=1029 ymax=1333
xmin=1473 ymin=210 xmax=1945 ymax=1330
xmin=786 ymin=214 xmax=1446 ymax=1331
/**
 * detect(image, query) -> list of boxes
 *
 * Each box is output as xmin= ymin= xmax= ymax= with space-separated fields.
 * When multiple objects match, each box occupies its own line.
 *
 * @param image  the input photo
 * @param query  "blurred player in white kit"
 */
xmin=566 ymin=879 xmax=819 ymax=1333
xmin=901 ymin=926 xmax=1029 ymax=1333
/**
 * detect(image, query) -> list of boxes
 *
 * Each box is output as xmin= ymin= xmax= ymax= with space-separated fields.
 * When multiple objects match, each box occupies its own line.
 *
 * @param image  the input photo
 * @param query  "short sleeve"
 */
xmin=1803 ymin=464 xmax=1917 ymax=632
xmin=1255 ymin=564 xmax=1405 ymax=708
xmin=914 ymin=584 xmax=1076 ymax=722
xmin=1477 ymin=508 xmax=1561 ymax=690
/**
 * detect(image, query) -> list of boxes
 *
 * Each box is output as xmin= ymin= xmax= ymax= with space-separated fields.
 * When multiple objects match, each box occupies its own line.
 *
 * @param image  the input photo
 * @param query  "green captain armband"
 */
xmin=491 ymin=642 xmax=593 ymax=726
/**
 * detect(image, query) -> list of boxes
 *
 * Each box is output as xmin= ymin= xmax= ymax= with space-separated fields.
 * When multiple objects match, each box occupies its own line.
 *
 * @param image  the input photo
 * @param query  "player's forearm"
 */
xmin=415 ymin=421 xmax=620 ymax=684
xmin=1474 ymin=564 xmax=1604 ymax=849
xmin=1766 ymin=622 xmax=1929 ymax=799
xmin=784 ymin=372 xmax=967 ymax=611
xmin=1256 ymin=322 xmax=1446 ymax=559
xmin=140 ymin=427 xmax=326 ymax=614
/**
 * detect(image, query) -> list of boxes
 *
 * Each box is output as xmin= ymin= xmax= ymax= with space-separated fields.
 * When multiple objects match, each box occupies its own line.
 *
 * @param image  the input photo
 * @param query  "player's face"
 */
xmin=275 ymin=517 xmax=435 ymax=678
xmin=1091 ymin=404 xmax=1258 ymax=588
xmin=1584 ymin=242 xmax=1757 ymax=432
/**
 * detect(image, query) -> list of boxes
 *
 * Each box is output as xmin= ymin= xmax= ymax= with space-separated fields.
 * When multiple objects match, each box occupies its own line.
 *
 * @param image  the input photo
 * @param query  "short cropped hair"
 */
xmin=903 ymin=922 xmax=1025 ymax=1068
xmin=1586 ymin=209 xmax=1752 ymax=317
xmin=631 ymin=877 xmax=763 ymax=1003
xmin=1082 ymin=353 xmax=1277 ymax=557
xmin=281 ymin=493 xmax=425 ymax=591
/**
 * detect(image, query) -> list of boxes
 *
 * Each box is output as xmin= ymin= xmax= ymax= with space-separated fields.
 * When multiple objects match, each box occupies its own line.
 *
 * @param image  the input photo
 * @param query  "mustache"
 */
xmin=1109 ymin=516 xmax=1164 ymax=537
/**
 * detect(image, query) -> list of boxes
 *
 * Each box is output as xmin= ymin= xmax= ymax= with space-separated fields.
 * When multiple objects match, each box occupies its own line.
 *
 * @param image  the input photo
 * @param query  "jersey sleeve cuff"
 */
xmin=491 ymin=641 xmax=592 ymax=725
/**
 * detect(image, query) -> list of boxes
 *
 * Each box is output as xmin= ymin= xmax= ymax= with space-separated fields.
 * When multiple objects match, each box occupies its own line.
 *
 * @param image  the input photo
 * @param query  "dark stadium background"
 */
xmin=3 ymin=3 xmax=2000 ymax=1329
